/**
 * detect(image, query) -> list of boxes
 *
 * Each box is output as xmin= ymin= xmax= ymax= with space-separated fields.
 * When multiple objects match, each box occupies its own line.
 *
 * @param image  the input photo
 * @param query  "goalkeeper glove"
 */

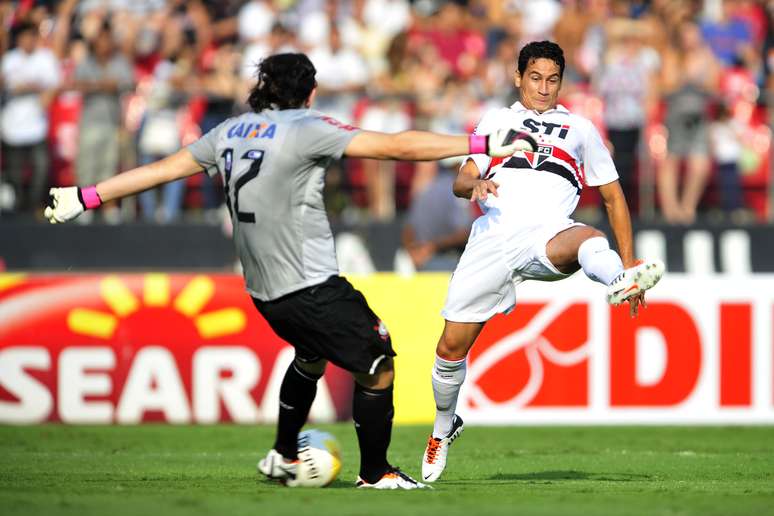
xmin=44 ymin=186 xmax=102 ymax=224
xmin=469 ymin=129 xmax=538 ymax=157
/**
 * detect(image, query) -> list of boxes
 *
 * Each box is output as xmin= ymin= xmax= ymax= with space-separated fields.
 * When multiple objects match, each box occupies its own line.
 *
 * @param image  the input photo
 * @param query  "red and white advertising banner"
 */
xmin=0 ymin=274 xmax=353 ymax=424
xmin=2 ymin=273 xmax=773 ymax=424
xmin=461 ymin=274 xmax=774 ymax=424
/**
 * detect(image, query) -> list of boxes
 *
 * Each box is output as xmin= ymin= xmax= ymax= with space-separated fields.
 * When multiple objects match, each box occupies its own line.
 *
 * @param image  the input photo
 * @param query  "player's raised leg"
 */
xmin=353 ymin=358 xmax=427 ymax=489
xmin=258 ymin=356 xmax=326 ymax=484
xmin=606 ymin=260 xmax=665 ymax=306
xmin=422 ymin=320 xmax=483 ymax=482
xmin=546 ymin=225 xmax=664 ymax=310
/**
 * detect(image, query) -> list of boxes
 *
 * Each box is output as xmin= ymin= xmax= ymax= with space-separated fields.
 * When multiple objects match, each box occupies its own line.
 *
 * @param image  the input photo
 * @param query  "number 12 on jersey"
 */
xmin=220 ymin=148 xmax=264 ymax=223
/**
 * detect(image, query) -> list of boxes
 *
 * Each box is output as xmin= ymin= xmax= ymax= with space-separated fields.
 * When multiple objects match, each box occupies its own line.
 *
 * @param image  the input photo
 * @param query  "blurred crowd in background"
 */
xmin=1 ymin=0 xmax=772 ymax=239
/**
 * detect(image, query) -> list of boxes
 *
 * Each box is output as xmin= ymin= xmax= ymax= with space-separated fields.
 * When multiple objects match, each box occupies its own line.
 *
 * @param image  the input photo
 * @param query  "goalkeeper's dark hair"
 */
xmin=247 ymin=53 xmax=317 ymax=112
xmin=517 ymin=41 xmax=565 ymax=80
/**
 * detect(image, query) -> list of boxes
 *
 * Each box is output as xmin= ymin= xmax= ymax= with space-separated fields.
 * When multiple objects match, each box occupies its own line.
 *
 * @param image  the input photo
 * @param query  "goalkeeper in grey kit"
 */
xmin=45 ymin=53 xmax=535 ymax=489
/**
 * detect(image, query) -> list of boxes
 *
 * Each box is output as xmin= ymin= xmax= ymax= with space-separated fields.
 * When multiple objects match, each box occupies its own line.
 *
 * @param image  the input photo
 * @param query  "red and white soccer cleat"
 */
xmin=422 ymin=414 xmax=464 ymax=482
xmin=356 ymin=467 xmax=429 ymax=490
xmin=607 ymin=259 xmax=665 ymax=306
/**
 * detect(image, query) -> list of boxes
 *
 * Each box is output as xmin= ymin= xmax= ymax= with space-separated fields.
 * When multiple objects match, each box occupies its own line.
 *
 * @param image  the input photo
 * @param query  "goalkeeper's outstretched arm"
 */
xmin=44 ymin=149 xmax=202 ymax=224
xmin=343 ymin=128 xmax=536 ymax=161
xmin=94 ymin=149 xmax=202 ymax=203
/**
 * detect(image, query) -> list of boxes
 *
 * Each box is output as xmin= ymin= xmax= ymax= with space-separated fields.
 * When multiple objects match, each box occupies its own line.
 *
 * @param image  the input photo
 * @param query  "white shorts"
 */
xmin=441 ymin=219 xmax=584 ymax=323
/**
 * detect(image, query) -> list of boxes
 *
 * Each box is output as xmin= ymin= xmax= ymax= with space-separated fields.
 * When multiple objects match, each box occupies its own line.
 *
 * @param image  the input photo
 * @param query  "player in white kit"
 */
xmin=421 ymin=41 xmax=665 ymax=482
xmin=43 ymin=53 xmax=533 ymax=490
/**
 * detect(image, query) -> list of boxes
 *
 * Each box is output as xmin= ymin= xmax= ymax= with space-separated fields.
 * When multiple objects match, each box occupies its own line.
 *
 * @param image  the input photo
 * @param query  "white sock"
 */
xmin=577 ymin=236 xmax=624 ymax=286
xmin=431 ymin=355 xmax=466 ymax=438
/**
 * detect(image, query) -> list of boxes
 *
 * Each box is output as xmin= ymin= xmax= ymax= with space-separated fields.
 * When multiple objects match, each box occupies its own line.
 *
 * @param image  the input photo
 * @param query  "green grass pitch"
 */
xmin=1 ymin=425 xmax=773 ymax=516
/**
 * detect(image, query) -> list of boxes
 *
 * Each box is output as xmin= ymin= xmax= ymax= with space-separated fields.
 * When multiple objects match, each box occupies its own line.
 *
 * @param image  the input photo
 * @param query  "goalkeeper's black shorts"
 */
xmin=251 ymin=275 xmax=396 ymax=374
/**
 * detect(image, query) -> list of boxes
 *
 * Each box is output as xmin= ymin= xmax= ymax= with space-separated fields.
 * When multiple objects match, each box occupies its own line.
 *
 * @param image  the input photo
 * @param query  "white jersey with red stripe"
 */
xmin=441 ymin=102 xmax=620 ymax=322
xmin=466 ymin=101 xmax=618 ymax=227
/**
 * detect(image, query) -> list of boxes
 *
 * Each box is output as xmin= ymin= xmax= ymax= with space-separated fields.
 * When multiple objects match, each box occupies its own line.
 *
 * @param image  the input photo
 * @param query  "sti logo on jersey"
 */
xmin=227 ymin=122 xmax=276 ymax=139
xmin=524 ymin=144 xmax=554 ymax=168
xmin=522 ymin=119 xmax=570 ymax=139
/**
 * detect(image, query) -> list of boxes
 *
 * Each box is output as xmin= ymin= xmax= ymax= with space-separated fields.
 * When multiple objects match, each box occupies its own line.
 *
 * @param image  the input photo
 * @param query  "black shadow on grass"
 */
xmin=257 ymin=477 xmax=357 ymax=490
xmin=486 ymin=470 xmax=651 ymax=482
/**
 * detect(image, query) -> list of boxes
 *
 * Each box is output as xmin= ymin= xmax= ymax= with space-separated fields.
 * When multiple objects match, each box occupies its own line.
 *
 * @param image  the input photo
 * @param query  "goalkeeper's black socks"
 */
xmin=273 ymin=361 xmax=322 ymax=460
xmin=353 ymin=382 xmax=394 ymax=483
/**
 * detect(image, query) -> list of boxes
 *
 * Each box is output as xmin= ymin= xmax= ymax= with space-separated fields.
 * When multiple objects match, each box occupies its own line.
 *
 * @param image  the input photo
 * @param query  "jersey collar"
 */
xmin=510 ymin=101 xmax=569 ymax=115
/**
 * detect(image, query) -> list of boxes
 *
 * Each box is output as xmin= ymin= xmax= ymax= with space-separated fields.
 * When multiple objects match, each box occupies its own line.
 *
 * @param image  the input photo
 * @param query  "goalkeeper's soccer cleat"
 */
xmin=258 ymin=449 xmax=300 ymax=485
xmin=355 ymin=467 xmax=429 ymax=490
xmin=422 ymin=414 xmax=464 ymax=482
xmin=607 ymin=259 xmax=665 ymax=306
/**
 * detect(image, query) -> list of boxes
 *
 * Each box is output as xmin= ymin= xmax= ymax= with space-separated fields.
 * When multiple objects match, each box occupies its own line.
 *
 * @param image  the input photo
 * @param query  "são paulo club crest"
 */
xmin=523 ymin=144 xmax=554 ymax=168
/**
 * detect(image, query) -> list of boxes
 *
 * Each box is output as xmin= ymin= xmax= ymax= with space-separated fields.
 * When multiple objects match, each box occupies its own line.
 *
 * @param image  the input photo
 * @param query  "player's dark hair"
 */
xmin=517 ymin=41 xmax=565 ymax=79
xmin=247 ymin=53 xmax=317 ymax=112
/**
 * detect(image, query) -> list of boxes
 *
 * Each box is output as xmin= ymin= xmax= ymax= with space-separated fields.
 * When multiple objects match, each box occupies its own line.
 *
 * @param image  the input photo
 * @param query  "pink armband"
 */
xmin=468 ymin=134 xmax=487 ymax=155
xmin=81 ymin=185 xmax=103 ymax=210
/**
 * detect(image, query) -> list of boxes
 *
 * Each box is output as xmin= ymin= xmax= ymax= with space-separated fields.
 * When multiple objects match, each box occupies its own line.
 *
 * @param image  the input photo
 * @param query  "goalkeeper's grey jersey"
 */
xmin=187 ymin=108 xmax=360 ymax=301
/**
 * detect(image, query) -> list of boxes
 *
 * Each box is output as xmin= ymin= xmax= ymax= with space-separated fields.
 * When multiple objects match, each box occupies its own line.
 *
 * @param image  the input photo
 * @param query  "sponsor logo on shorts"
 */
xmin=374 ymin=320 xmax=389 ymax=341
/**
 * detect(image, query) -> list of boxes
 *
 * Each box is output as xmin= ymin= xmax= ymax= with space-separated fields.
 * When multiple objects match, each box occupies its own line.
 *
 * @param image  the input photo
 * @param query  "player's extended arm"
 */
xmin=44 ymin=149 xmax=203 ymax=223
xmin=598 ymin=180 xmax=636 ymax=268
xmin=452 ymin=158 xmax=499 ymax=202
xmin=343 ymin=129 xmax=532 ymax=161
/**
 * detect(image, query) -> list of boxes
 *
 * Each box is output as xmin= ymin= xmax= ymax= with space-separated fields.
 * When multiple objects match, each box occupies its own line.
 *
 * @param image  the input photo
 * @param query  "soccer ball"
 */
xmin=293 ymin=429 xmax=342 ymax=487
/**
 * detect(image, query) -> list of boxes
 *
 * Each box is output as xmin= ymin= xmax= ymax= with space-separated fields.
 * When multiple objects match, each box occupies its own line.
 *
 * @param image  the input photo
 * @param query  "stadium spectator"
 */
xmin=411 ymin=2 xmax=485 ymax=80
xmin=552 ymin=0 xmax=594 ymax=83
xmin=0 ymin=21 xmax=61 ymax=215
xmin=412 ymin=77 xmax=483 ymax=200
xmin=513 ymin=0 xmax=563 ymax=43
xmin=573 ymin=0 xmax=614 ymax=80
xmin=401 ymin=163 xmax=473 ymax=271
xmin=372 ymin=31 xmax=413 ymax=95
xmin=136 ymin=50 xmax=192 ymax=224
xmin=198 ymin=43 xmax=241 ymax=223
xmin=700 ymin=0 xmax=757 ymax=68
xmin=0 ymin=1 xmax=13 ymax=56
xmin=363 ymin=0 xmax=411 ymax=42
xmin=765 ymin=5 xmax=774 ymax=124
xmin=708 ymin=101 xmax=746 ymax=219
xmin=658 ymin=21 xmax=719 ymax=224
xmin=357 ymin=98 xmax=412 ymax=221
xmin=339 ymin=0 xmax=394 ymax=75
xmin=72 ymin=24 xmax=134 ymax=224
xmin=241 ymin=22 xmax=299 ymax=84
xmin=309 ymin=23 xmax=370 ymax=124
xmin=481 ymin=34 xmax=521 ymax=108
xmin=298 ymin=0 xmax=336 ymax=51
xmin=237 ymin=0 xmax=276 ymax=44
xmin=594 ymin=18 xmax=659 ymax=203
xmin=3 ymin=0 xmax=767 ymax=225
